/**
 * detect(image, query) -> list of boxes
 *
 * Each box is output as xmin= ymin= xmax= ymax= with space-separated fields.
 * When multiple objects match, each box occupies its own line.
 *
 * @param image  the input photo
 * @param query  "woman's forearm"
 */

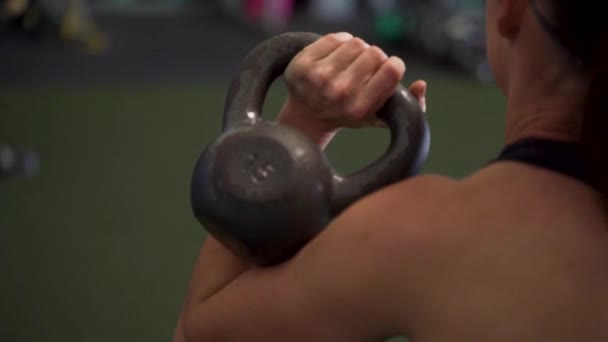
xmin=276 ymin=96 xmax=339 ymax=150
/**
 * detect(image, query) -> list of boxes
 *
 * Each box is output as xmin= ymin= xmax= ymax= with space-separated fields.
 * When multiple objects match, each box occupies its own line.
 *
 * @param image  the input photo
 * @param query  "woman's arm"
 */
xmin=275 ymin=95 xmax=339 ymax=149
xmin=181 ymin=183 xmax=434 ymax=341
xmin=174 ymin=32 xmax=427 ymax=341
xmin=173 ymin=104 xmax=340 ymax=342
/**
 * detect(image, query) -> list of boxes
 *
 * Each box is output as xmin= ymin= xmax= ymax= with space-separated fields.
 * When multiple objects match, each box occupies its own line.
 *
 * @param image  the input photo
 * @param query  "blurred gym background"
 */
xmin=0 ymin=1 xmax=504 ymax=341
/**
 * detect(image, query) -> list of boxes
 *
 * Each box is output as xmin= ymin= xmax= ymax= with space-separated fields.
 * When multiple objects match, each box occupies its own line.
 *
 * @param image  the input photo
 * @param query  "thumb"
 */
xmin=408 ymin=80 xmax=427 ymax=113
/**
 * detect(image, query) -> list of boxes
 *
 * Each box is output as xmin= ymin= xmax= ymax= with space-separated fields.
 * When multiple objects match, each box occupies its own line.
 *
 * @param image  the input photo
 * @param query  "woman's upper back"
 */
xmin=385 ymin=161 xmax=608 ymax=341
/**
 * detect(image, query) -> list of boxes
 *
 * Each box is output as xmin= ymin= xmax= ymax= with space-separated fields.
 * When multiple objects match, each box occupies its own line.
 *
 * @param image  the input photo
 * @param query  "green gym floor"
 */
xmin=1 ymin=13 xmax=505 ymax=342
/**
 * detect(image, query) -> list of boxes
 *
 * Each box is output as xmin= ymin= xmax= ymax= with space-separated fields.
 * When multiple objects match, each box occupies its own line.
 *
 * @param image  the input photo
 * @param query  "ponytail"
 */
xmin=581 ymin=35 xmax=608 ymax=198
xmin=536 ymin=0 xmax=607 ymax=198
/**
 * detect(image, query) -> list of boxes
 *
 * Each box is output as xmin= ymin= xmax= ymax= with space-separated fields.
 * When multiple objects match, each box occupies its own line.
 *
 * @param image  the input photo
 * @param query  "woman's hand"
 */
xmin=277 ymin=32 xmax=427 ymax=148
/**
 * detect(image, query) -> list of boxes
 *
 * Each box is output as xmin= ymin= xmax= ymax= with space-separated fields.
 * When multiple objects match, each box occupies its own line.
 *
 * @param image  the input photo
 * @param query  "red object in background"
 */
xmin=245 ymin=0 xmax=295 ymax=30
xmin=276 ymin=0 xmax=295 ymax=21
xmin=246 ymin=0 xmax=264 ymax=21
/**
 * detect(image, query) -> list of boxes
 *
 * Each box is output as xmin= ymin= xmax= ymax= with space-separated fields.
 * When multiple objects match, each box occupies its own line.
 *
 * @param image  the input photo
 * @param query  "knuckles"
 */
xmin=324 ymin=79 xmax=353 ymax=102
xmin=285 ymin=33 xmax=398 ymax=118
xmin=307 ymin=65 xmax=335 ymax=87
xmin=380 ymin=60 xmax=405 ymax=83
xmin=287 ymin=55 xmax=313 ymax=79
xmin=346 ymin=37 xmax=369 ymax=51
xmin=344 ymin=102 xmax=369 ymax=119
xmin=323 ymin=33 xmax=345 ymax=44
xmin=365 ymin=46 xmax=388 ymax=64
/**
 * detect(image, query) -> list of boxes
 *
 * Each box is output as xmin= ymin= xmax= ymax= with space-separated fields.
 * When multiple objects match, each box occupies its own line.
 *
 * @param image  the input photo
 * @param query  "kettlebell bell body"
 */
xmin=191 ymin=32 xmax=430 ymax=266
xmin=192 ymin=121 xmax=335 ymax=265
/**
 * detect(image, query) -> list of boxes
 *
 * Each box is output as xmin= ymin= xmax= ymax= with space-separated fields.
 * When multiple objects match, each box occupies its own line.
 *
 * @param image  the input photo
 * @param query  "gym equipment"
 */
xmin=190 ymin=32 xmax=430 ymax=266
xmin=373 ymin=1 xmax=491 ymax=83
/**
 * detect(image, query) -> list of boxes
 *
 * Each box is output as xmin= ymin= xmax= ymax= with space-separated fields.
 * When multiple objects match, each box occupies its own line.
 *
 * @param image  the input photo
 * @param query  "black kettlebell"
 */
xmin=191 ymin=32 xmax=430 ymax=266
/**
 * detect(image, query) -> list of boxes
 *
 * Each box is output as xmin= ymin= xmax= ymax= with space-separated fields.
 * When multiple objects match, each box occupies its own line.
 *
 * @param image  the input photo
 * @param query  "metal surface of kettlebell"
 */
xmin=191 ymin=32 xmax=430 ymax=266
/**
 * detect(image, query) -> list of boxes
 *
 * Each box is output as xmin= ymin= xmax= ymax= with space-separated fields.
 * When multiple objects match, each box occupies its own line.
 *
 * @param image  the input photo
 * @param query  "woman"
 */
xmin=175 ymin=0 xmax=608 ymax=340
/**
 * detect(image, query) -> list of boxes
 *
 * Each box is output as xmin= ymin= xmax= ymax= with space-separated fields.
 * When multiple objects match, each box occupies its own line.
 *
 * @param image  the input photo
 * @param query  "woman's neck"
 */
xmin=504 ymin=99 xmax=584 ymax=145
xmin=503 ymin=67 xmax=588 ymax=145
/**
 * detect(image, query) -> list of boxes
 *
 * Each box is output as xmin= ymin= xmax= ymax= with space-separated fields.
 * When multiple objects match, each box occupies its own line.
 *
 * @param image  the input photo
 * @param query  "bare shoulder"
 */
xmin=326 ymin=173 xmax=463 ymax=255
xmin=341 ymin=174 xmax=461 ymax=229
xmin=338 ymin=167 xmax=608 ymax=340
xmin=359 ymin=165 xmax=608 ymax=341
xmin=334 ymin=173 xmax=466 ymax=254
xmin=315 ymin=174 xmax=466 ymax=315
xmin=326 ymin=174 xmax=462 ymax=268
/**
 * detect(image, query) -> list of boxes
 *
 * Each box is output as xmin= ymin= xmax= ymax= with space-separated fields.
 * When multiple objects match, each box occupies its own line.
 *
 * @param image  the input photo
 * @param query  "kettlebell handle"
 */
xmin=223 ymin=32 xmax=429 ymax=215
xmin=222 ymin=32 xmax=323 ymax=130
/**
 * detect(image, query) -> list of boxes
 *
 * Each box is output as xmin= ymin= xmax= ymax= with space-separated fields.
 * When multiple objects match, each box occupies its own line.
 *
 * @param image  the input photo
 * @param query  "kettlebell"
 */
xmin=191 ymin=32 xmax=430 ymax=266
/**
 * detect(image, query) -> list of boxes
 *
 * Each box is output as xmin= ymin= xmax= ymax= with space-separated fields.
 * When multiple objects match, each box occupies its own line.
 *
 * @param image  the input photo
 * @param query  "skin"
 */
xmin=175 ymin=0 xmax=608 ymax=340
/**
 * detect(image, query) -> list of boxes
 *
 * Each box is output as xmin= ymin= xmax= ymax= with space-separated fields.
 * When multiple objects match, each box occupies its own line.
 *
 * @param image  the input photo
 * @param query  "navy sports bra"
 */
xmin=496 ymin=138 xmax=598 ymax=190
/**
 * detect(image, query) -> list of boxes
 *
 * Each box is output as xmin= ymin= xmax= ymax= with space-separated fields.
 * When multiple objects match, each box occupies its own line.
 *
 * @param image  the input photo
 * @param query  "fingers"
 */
xmin=357 ymin=56 xmax=406 ymax=119
xmin=303 ymin=32 xmax=354 ymax=61
xmin=283 ymin=31 xmax=418 ymax=130
xmin=316 ymin=41 xmax=381 ymax=105
xmin=344 ymin=46 xmax=389 ymax=85
xmin=323 ymin=38 xmax=369 ymax=72
xmin=286 ymin=32 xmax=357 ymax=94
xmin=371 ymin=78 xmax=427 ymax=128
xmin=324 ymin=46 xmax=391 ymax=120
xmin=408 ymin=80 xmax=427 ymax=113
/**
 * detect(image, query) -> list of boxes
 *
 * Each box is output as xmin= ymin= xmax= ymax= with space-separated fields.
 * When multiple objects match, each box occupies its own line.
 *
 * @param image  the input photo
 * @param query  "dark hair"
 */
xmin=531 ymin=0 xmax=607 ymax=196
xmin=582 ymin=42 xmax=608 ymax=198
